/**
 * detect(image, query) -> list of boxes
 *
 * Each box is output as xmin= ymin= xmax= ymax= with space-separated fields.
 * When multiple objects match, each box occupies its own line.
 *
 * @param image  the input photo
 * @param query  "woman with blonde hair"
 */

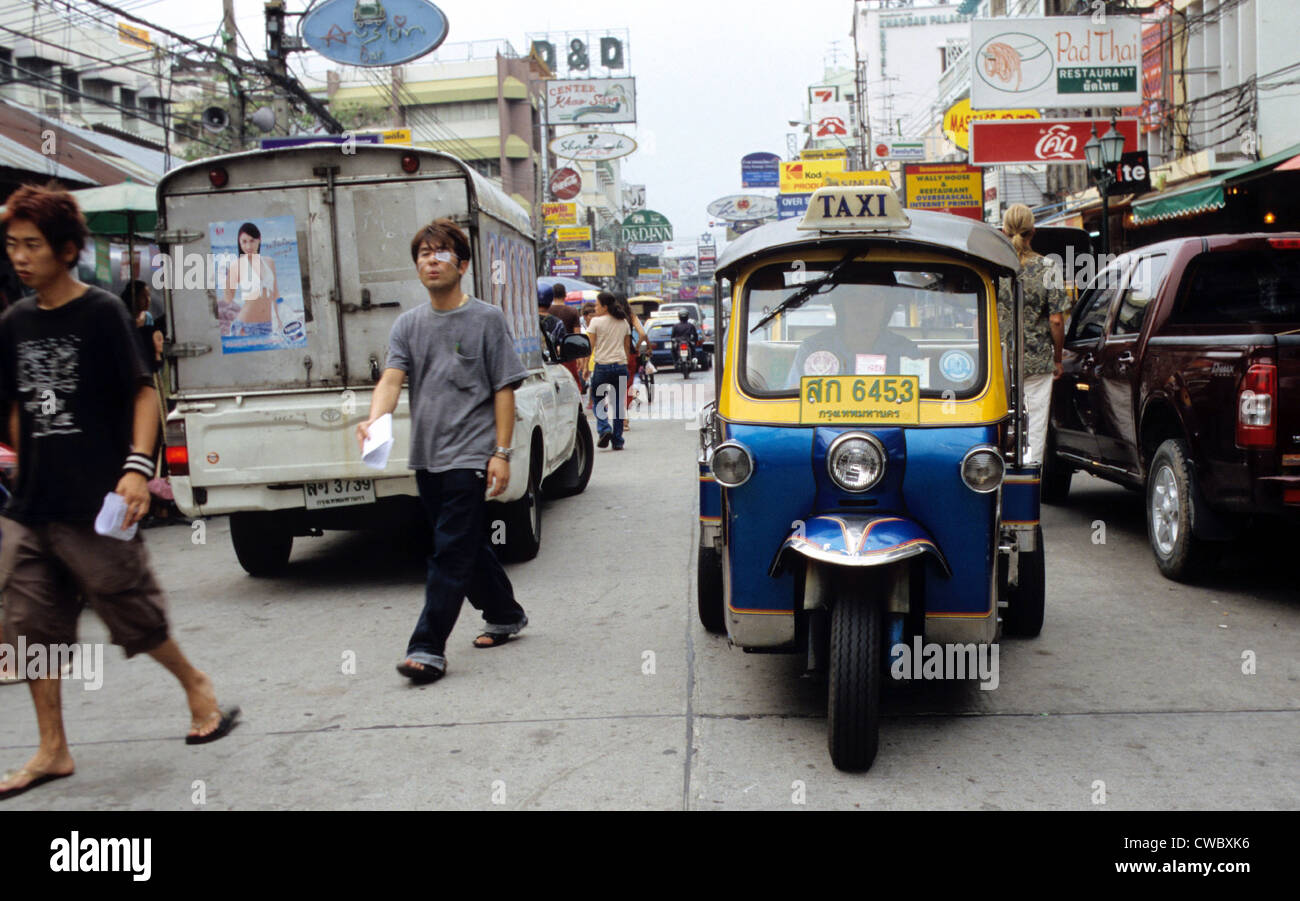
xmin=997 ymin=203 xmax=1068 ymax=466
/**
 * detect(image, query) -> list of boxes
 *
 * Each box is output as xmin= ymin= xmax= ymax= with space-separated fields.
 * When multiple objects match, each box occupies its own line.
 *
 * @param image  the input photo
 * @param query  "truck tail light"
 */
xmin=164 ymin=418 xmax=189 ymax=476
xmin=1236 ymin=363 xmax=1277 ymax=448
xmin=1266 ymin=237 xmax=1300 ymax=249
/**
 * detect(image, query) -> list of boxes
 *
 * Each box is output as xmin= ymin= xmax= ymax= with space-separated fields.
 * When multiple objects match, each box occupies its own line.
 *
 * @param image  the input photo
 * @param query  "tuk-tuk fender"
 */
xmin=769 ymin=514 xmax=952 ymax=578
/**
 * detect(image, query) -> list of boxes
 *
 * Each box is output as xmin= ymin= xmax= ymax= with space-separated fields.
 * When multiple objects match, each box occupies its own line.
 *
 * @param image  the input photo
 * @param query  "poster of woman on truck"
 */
xmin=211 ymin=215 xmax=308 ymax=354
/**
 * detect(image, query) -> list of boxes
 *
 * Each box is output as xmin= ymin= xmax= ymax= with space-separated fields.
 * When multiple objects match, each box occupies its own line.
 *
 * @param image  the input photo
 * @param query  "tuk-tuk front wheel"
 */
xmin=827 ymin=594 xmax=881 ymax=772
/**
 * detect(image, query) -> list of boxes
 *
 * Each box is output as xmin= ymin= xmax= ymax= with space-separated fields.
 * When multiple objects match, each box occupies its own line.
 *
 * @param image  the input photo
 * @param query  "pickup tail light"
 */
xmin=1236 ymin=363 xmax=1277 ymax=448
xmin=164 ymin=419 xmax=189 ymax=476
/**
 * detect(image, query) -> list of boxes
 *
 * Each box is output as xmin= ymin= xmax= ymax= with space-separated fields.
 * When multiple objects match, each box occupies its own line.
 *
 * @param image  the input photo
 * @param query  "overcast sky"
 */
xmin=154 ymin=0 xmax=863 ymax=253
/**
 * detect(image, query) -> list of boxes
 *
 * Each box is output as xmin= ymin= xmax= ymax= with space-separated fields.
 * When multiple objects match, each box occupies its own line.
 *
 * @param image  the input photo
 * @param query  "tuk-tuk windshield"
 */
xmin=741 ymin=262 xmax=988 ymax=398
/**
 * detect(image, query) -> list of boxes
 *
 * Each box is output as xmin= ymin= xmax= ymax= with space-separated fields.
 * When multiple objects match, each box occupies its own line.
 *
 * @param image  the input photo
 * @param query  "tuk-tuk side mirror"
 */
xmin=558 ymin=333 xmax=591 ymax=363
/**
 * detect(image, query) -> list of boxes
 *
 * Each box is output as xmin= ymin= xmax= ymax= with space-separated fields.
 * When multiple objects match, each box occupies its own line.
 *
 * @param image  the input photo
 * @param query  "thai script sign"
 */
xmin=301 ymin=0 xmax=449 ymax=67
xmin=968 ymin=118 xmax=1138 ymax=166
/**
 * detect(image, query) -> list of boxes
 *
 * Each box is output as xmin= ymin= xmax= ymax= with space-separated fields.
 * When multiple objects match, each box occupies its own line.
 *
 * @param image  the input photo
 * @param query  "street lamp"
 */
xmin=1084 ymin=114 xmax=1127 ymax=254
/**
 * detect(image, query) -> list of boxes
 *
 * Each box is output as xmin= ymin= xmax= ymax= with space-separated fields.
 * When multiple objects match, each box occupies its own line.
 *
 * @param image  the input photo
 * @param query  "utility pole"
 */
xmin=223 ymin=0 xmax=244 ymax=145
xmin=264 ymin=0 xmax=290 ymax=135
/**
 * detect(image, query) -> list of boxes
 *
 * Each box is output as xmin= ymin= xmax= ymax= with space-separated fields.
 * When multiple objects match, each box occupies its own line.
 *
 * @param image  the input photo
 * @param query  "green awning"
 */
xmin=1131 ymin=179 xmax=1225 ymax=225
xmin=1132 ymin=141 xmax=1300 ymax=226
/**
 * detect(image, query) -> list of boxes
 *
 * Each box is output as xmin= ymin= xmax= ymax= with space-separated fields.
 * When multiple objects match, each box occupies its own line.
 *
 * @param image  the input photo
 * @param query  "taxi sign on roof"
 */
xmin=798 ymin=186 xmax=910 ymax=232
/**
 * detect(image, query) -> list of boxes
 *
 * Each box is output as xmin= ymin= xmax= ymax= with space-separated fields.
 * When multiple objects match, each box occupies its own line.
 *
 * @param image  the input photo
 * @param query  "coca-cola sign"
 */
xmin=550 ymin=167 xmax=582 ymax=200
xmin=969 ymin=118 xmax=1138 ymax=166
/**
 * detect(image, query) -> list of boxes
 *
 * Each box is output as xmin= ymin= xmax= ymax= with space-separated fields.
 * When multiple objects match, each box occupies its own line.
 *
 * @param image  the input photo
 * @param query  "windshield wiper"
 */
xmin=749 ymin=251 xmax=858 ymax=334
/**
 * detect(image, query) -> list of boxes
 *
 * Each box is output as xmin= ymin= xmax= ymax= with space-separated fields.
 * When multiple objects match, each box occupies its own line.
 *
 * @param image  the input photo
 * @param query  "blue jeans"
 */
xmin=590 ymin=363 xmax=626 ymax=448
xmin=406 ymin=469 xmax=526 ymax=658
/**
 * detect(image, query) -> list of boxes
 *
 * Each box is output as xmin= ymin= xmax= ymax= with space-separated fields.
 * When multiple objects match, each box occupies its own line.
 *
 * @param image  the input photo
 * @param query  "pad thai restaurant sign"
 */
xmin=971 ymin=16 xmax=1141 ymax=110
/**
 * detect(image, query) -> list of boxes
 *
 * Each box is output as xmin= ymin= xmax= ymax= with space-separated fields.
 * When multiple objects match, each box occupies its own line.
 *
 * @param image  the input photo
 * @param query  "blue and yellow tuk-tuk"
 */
xmin=697 ymin=186 xmax=1043 ymax=771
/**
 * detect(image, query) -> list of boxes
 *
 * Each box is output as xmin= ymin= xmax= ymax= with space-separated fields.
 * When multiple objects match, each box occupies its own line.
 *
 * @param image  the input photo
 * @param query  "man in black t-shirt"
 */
xmin=0 ymin=185 xmax=238 ymax=801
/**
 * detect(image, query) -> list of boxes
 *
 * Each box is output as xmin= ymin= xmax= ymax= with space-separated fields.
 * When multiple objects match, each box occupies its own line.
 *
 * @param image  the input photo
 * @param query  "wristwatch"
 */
xmin=493 ymin=446 xmax=513 ymax=461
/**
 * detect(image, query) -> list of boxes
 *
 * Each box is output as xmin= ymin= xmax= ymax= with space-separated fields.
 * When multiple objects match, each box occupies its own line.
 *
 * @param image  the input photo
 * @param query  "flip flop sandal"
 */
xmin=185 ymin=706 xmax=241 ymax=745
xmin=0 ymin=769 xmax=72 ymax=801
xmin=396 ymin=659 xmax=445 ymax=684
xmin=474 ymin=615 xmax=528 ymax=649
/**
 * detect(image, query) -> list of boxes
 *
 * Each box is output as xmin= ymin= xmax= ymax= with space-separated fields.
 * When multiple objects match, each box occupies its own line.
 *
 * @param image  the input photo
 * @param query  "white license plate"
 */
xmin=303 ymin=479 xmax=375 ymax=510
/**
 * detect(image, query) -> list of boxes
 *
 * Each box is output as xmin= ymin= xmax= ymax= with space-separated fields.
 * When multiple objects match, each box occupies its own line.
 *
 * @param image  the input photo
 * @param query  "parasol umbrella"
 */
xmin=70 ymin=181 xmax=158 ymax=283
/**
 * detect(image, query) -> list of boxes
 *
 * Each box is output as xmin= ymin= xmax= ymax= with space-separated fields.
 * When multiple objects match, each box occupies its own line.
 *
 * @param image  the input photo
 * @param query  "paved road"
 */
xmin=2 ymin=384 xmax=1297 ymax=809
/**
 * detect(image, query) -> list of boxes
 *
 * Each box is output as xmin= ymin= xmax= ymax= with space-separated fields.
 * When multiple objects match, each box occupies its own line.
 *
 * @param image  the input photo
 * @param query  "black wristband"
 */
xmin=123 ymin=452 xmax=154 ymax=478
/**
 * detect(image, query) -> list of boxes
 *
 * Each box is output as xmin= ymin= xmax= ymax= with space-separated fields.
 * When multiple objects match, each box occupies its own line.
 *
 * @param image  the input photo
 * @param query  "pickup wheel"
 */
xmin=1147 ymin=439 xmax=1214 ymax=582
xmin=542 ymin=412 xmax=594 ymax=499
xmin=696 ymin=545 xmax=725 ymax=634
xmin=499 ymin=455 xmax=542 ymax=563
xmin=1040 ymin=429 xmax=1072 ymax=505
xmin=229 ymin=512 xmax=293 ymax=576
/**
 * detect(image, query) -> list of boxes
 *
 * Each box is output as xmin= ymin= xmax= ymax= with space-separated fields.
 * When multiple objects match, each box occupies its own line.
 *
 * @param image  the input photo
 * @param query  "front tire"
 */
xmin=696 ymin=545 xmax=725 ymax=634
xmin=1147 ymin=438 xmax=1214 ymax=581
xmin=499 ymin=455 xmax=542 ymax=562
xmin=230 ymin=511 xmax=293 ymax=576
xmin=543 ymin=412 xmax=593 ymax=498
xmin=827 ymin=592 xmax=881 ymax=772
xmin=1040 ymin=430 xmax=1072 ymax=505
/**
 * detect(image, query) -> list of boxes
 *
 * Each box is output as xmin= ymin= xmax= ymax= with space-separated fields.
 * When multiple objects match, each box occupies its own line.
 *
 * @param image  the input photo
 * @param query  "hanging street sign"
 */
xmin=549 ymin=131 xmax=638 ymax=161
xmin=621 ymin=210 xmax=673 ymax=243
xmin=705 ymin=194 xmax=778 ymax=222
xmin=301 ymin=0 xmax=449 ymax=67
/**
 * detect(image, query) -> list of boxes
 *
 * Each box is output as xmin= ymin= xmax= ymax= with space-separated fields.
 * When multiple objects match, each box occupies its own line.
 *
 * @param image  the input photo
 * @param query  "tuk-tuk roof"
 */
xmin=716 ymin=206 xmax=1021 ymax=278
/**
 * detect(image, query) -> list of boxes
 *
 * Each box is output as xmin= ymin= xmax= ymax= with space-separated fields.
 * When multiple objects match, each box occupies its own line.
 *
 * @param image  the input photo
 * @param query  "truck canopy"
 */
xmin=156 ymin=145 xmax=542 ymax=396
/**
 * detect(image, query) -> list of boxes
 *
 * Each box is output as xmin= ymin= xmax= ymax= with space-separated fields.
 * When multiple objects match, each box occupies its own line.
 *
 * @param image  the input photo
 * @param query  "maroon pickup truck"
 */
xmin=1044 ymin=233 xmax=1300 ymax=580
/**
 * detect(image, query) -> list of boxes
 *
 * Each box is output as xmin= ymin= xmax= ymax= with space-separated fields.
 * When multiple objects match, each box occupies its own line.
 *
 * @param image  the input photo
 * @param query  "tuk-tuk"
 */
xmin=697 ymin=186 xmax=1043 ymax=771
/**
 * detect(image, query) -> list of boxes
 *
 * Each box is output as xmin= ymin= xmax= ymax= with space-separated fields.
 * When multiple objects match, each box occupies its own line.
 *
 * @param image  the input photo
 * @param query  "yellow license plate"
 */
xmin=799 ymin=376 xmax=921 ymax=425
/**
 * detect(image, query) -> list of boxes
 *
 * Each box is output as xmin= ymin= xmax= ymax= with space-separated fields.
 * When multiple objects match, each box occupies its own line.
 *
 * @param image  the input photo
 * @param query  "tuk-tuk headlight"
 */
xmin=827 ymin=432 xmax=886 ymax=493
xmin=961 ymin=446 xmax=1005 ymax=493
xmin=711 ymin=442 xmax=753 ymax=487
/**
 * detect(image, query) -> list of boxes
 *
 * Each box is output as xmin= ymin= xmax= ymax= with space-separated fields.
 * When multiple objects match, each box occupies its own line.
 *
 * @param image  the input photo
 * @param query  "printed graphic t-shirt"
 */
xmin=0 ymin=287 xmax=153 ymax=523
xmin=385 ymin=297 xmax=529 ymax=473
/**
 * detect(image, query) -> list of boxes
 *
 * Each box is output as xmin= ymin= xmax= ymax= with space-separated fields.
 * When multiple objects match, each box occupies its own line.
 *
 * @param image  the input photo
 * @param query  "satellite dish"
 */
xmin=249 ymin=107 xmax=276 ymax=132
xmin=201 ymin=106 xmax=230 ymax=133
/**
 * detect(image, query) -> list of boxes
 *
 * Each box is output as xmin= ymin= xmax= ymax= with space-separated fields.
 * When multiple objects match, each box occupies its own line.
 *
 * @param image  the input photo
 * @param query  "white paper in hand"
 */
xmin=362 ymin=413 xmax=394 ymax=470
xmin=94 ymin=492 xmax=138 ymax=541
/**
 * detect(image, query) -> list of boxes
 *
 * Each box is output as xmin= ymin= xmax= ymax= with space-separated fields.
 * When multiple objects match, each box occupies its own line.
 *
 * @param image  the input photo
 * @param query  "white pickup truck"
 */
xmin=156 ymin=145 xmax=592 ymax=575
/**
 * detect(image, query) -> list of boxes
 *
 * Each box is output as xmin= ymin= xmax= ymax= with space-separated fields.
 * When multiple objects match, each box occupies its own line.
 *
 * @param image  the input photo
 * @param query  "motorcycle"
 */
xmin=676 ymin=340 xmax=696 ymax=379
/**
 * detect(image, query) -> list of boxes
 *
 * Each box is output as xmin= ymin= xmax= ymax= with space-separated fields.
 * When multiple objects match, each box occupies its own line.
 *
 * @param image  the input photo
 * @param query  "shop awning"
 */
xmin=1132 ymin=141 xmax=1300 ymax=225
xmin=1130 ymin=178 xmax=1226 ymax=225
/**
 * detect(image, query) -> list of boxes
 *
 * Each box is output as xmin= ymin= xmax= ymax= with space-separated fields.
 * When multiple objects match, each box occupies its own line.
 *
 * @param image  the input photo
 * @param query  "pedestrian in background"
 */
xmin=0 ymin=184 xmax=238 ymax=801
xmin=616 ymin=295 xmax=649 ymax=431
xmin=586 ymin=291 xmax=632 ymax=451
xmin=360 ymin=218 xmax=530 ymax=685
xmin=997 ymin=203 xmax=1068 ymax=465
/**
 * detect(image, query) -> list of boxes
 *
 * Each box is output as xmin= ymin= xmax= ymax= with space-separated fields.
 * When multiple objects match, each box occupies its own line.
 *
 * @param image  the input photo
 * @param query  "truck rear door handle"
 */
xmin=1117 ymin=351 xmax=1135 ymax=364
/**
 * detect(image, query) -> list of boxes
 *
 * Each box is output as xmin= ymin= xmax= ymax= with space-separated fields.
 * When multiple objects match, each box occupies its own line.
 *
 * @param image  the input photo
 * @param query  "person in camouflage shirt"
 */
xmin=996 ymin=204 xmax=1069 ymax=465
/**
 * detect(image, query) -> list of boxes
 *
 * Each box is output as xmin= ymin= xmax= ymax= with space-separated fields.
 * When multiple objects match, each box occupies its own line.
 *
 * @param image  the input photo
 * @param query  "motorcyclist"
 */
xmin=670 ymin=309 xmax=699 ymax=352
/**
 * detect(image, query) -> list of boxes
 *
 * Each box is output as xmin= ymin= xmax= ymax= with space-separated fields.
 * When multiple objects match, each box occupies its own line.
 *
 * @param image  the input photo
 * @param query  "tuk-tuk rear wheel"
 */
xmin=1002 ymin=527 xmax=1045 ymax=638
xmin=827 ymin=594 xmax=882 ymax=772
xmin=696 ymin=545 xmax=725 ymax=634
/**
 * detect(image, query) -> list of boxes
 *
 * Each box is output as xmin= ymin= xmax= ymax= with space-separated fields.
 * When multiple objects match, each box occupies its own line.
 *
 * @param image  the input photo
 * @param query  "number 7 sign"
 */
xmin=809 ymin=85 xmax=840 ymax=104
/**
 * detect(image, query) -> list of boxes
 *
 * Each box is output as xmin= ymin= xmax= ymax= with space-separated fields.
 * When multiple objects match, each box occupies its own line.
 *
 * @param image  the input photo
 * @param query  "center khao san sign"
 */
xmin=301 ymin=0 xmax=449 ymax=66
xmin=621 ymin=210 xmax=673 ymax=243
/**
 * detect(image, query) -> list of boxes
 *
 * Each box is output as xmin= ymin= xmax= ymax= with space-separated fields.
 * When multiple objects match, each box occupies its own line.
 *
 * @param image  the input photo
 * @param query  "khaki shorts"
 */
xmin=0 ymin=517 xmax=170 ymax=657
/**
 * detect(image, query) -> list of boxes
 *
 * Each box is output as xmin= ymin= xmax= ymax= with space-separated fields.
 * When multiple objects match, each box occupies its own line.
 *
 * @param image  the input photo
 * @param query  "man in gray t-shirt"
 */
xmin=358 ymin=218 xmax=529 ymax=684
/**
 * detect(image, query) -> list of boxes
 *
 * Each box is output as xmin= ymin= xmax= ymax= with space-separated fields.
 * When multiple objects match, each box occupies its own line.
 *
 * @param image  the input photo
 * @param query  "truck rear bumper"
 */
xmin=172 ymin=474 xmax=419 ymax=518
